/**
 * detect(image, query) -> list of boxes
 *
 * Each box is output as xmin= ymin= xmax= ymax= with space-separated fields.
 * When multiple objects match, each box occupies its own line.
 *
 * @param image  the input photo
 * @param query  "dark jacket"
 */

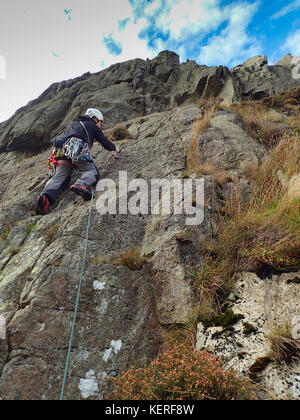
xmin=64 ymin=115 xmax=116 ymax=151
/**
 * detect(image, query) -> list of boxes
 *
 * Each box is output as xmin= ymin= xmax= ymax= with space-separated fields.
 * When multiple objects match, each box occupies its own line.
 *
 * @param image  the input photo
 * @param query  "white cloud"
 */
xmin=0 ymin=0 xmax=263 ymax=122
xmin=198 ymin=1 xmax=262 ymax=67
xmin=125 ymin=0 xmax=262 ymax=66
xmin=101 ymin=17 xmax=155 ymax=67
xmin=281 ymin=28 xmax=300 ymax=56
xmin=270 ymin=0 xmax=300 ymax=20
xmin=129 ymin=0 xmax=224 ymax=52
xmin=158 ymin=0 xmax=223 ymax=40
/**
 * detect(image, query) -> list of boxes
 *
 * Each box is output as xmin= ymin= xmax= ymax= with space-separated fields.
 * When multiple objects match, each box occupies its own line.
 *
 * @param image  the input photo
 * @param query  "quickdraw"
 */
xmin=47 ymin=149 xmax=63 ymax=176
xmin=61 ymin=137 xmax=92 ymax=165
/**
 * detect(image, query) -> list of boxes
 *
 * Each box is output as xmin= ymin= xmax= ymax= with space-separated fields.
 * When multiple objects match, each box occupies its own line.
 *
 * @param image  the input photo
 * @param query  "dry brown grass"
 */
xmin=268 ymin=323 xmax=300 ymax=363
xmin=262 ymin=86 xmax=300 ymax=109
xmin=186 ymin=110 xmax=213 ymax=175
xmin=223 ymin=102 xmax=288 ymax=149
xmin=43 ymin=223 xmax=60 ymax=245
xmin=88 ymin=248 xmax=146 ymax=270
xmin=117 ymin=248 xmax=146 ymax=270
xmin=87 ymin=254 xmax=111 ymax=265
xmin=185 ymin=105 xmax=232 ymax=184
xmin=285 ymin=114 xmax=300 ymax=134
xmin=194 ymin=136 xmax=300 ymax=319
xmin=184 ymin=94 xmax=300 ymax=322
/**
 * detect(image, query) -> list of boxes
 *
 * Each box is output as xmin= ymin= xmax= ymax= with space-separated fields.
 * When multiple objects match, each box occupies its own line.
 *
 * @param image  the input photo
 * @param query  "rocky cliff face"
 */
xmin=1 ymin=51 xmax=299 ymax=154
xmin=0 ymin=51 xmax=299 ymax=400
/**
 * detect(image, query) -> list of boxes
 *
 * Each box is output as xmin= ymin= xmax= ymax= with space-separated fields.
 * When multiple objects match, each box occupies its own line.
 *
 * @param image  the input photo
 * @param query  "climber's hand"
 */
xmin=113 ymin=146 xmax=121 ymax=159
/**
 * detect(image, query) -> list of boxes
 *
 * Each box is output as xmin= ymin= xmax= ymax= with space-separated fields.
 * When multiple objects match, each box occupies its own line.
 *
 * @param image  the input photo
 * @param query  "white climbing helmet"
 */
xmin=85 ymin=108 xmax=104 ymax=122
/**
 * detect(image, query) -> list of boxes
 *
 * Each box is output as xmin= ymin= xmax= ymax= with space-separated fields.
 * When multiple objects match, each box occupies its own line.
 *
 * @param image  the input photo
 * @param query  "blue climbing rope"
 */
xmin=60 ymin=190 xmax=94 ymax=400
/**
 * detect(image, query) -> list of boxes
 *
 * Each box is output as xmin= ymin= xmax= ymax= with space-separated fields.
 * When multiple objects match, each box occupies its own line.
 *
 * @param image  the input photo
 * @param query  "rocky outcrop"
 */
xmin=196 ymin=272 xmax=300 ymax=400
xmin=277 ymin=53 xmax=294 ymax=67
xmin=0 ymin=51 xmax=237 ymax=154
xmin=232 ymin=54 xmax=300 ymax=100
xmin=1 ymin=51 xmax=300 ymax=155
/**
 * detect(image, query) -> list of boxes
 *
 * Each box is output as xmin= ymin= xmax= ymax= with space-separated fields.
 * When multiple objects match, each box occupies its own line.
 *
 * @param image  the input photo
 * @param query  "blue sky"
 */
xmin=0 ymin=0 xmax=300 ymax=123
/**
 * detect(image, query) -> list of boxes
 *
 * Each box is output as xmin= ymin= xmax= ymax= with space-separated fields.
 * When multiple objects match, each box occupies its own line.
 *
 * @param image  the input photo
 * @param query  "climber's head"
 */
xmin=85 ymin=108 xmax=104 ymax=128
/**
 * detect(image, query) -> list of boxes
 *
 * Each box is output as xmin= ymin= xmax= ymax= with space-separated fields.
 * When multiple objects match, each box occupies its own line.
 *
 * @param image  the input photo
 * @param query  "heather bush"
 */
xmin=108 ymin=343 xmax=257 ymax=400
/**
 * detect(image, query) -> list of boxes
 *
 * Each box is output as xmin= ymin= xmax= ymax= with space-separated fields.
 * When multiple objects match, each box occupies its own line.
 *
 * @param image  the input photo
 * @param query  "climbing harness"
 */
xmin=60 ymin=189 xmax=94 ymax=401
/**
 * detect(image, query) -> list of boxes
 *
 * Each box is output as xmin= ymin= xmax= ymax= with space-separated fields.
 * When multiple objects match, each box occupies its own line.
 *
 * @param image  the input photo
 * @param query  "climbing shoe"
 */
xmin=37 ymin=194 xmax=51 ymax=215
xmin=70 ymin=184 xmax=92 ymax=201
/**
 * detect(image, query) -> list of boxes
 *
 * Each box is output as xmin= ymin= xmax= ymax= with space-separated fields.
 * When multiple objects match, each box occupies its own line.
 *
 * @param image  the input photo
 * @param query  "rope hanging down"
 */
xmin=60 ymin=189 xmax=94 ymax=400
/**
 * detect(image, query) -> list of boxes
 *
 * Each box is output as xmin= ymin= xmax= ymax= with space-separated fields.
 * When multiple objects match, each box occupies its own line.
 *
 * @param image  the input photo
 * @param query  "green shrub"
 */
xmin=201 ymin=309 xmax=244 ymax=329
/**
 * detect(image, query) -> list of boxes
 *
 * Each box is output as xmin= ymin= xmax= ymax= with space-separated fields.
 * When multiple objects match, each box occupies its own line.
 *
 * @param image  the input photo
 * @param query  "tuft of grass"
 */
xmin=186 ymin=107 xmax=215 ymax=176
xmin=24 ymin=222 xmax=35 ymax=235
xmin=107 ymin=343 xmax=257 ymax=400
xmin=116 ymin=248 xmax=146 ymax=270
xmin=111 ymin=126 xmax=132 ymax=141
xmin=268 ymin=323 xmax=300 ymax=364
xmin=88 ymin=249 xmax=147 ymax=270
xmin=160 ymin=323 xmax=196 ymax=352
xmin=223 ymin=102 xmax=288 ymax=149
xmin=0 ymin=225 xmax=12 ymax=241
xmin=43 ymin=223 xmax=60 ymax=245
xmin=88 ymin=255 xmax=111 ymax=265
xmin=185 ymin=104 xmax=234 ymax=184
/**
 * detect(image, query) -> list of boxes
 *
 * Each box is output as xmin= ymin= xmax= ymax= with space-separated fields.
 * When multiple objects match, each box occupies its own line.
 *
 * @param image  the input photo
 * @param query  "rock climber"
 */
xmin=37 ymin=108 xmax=120 ymax=215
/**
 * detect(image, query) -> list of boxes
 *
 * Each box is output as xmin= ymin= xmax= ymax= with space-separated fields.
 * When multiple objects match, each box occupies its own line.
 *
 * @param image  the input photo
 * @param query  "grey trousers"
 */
xmin=42 ymin=159 xmax=100 ymax=203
